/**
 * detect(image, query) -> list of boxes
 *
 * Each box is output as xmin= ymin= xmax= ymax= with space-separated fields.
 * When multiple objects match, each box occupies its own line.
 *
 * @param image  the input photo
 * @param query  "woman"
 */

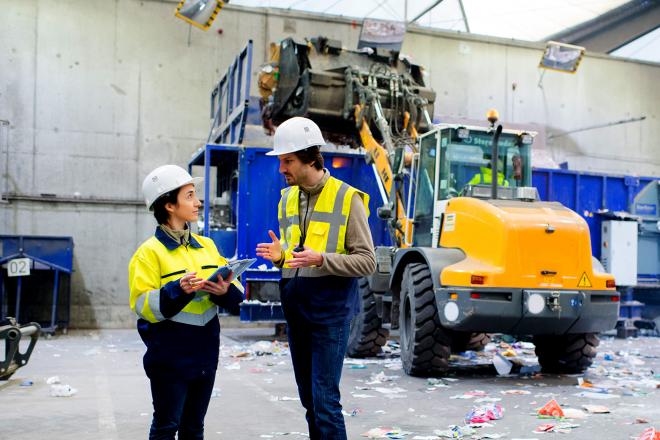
xmin=128 ymin=164 xmax=243 ymax=439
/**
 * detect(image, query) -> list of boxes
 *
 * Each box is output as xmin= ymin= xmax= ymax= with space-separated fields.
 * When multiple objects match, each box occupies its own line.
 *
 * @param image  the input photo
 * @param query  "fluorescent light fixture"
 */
xmin=175 ymin=0 xmax=224 ymax=30
xmin=539 ymin=41 xmax=585 ymax=74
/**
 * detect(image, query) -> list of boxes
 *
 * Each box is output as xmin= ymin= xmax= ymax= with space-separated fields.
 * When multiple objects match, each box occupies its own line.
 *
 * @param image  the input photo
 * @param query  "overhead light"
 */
xmin=175 ymin=0 xmax=224 ymax=31
xmin=520 ymin=133 xmax=534 ymax=144
xmin=539 ymin=41 xmax=585 ymax=74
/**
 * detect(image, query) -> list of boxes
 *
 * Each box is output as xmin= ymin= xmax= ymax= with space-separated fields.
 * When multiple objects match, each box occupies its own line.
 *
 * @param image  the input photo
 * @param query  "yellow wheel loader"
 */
xmin=261 ymin=36 xmax=619 ymax=376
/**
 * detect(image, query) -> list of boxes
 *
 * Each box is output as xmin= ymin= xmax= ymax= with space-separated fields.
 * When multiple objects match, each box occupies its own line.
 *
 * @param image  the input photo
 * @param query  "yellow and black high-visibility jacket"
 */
xmin=277 ymin=176 xmax=370 ymax=325
xmin=128 ymin=227 xmax=243 ymax=377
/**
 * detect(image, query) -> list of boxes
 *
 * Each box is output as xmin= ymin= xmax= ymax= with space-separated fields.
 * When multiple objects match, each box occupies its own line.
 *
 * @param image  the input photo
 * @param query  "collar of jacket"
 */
xmin=155 ymin=226 xmax=203 ymax=250
xmin=298 ymin=168 xmax=330 ymax=196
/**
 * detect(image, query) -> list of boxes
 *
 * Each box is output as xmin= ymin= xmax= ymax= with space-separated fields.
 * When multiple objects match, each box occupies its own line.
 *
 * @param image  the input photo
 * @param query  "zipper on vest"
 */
xmin=294 ymin=189 xmax=311 ymax=278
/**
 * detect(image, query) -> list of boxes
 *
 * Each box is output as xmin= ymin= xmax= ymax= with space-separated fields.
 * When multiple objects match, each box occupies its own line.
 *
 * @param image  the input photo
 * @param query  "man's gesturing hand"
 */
xmin=256 ymin=230 xmax=283 ymax=262
xmin=285 ymin=246 xmax=323 ymax=268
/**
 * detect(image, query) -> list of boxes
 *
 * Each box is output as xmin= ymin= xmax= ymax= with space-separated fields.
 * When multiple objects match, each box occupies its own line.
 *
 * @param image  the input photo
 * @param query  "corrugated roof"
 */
xmin=229 ymin=0 xmax=630 ymax=41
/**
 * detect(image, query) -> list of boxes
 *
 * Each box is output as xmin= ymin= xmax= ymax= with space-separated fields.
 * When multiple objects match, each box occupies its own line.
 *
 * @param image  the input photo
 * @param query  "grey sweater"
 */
xmin=278 ymin=170 xmax=376 ymax=279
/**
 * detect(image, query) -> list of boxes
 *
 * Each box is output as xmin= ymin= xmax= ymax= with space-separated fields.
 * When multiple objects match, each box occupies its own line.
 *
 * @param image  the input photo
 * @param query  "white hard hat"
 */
xmin=142 ymin=165 xmax=203 ymax=211
xmin=266 ymin=116 xmax=326 ymax=156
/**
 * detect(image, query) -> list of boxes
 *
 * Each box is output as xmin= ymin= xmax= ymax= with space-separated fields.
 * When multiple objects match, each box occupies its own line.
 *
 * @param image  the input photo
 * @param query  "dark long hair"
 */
xmin=294 ymin=146 xmax=324 ymax=170
xmin=152 ymin=189 xmax=180 ymax=225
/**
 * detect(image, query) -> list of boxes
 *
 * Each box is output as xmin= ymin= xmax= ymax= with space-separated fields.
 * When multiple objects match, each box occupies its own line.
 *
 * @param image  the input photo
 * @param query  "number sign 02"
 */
xmin=7 ymin=258 xmax=31 ymax=277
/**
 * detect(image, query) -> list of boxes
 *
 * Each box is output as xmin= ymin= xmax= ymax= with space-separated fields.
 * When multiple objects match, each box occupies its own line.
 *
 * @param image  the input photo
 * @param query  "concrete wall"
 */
xmin=1 ymin=1 xmax=658 ymax=328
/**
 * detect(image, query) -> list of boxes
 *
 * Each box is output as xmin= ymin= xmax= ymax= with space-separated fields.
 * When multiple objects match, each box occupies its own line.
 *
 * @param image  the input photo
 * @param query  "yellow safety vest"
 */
xmin=277 ymin=176 xmax=369 ymax=268
xmin=468 ymin=167 xmax=509 ymax=187
xmin=128 ymin=232 xmax=243 ymax=326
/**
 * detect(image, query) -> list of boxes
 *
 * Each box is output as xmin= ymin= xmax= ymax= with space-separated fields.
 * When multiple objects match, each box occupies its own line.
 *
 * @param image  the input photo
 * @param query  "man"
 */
xmin=467 ymin=153 xmax=509 ymax=187
xmin=256 ymin=117 xmax=376 ymax=440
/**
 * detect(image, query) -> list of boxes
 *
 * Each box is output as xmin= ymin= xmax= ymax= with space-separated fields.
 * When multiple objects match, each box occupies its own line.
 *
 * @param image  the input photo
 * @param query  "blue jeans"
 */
xmin=148 ymin=370 xmax=216 ymax=440
xmin=287 ymin=321 xmax=350 ymax=440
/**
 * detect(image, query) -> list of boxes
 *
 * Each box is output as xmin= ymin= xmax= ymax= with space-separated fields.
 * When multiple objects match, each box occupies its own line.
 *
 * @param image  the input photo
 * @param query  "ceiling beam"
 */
xmin=546 ymin=0 xmax=660 ymax=53
xmin=408 ymin=0 xmax=445 ymax=24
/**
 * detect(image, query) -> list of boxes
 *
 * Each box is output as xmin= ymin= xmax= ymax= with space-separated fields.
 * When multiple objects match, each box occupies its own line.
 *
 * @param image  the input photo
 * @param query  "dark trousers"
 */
xmin=287 ymin=321 xmax=350 ymax=440
xmin=148 ymin=370 xmax=216 ymax=440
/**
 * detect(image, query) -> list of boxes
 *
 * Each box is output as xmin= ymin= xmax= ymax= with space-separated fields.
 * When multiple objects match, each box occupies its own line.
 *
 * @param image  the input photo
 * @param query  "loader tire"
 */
xmin=534 ymin=333 xmax=599 ymax=374
xmin=347 ymin=277 xmax=389 ymax=358
xmin=400 ymin=263 xmax=451 ymax=376
xmin=451 ymin=332 xmax=492 ymax=353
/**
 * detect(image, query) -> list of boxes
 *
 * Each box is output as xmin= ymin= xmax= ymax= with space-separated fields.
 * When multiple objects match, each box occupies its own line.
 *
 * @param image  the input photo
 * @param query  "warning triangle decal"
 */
xmin=577 ymin=272 xmax=592 ymax=288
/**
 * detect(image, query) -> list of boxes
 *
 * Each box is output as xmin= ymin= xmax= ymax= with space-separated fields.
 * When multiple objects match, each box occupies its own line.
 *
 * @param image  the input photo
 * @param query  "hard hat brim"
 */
xmin=147 ymin=176 xmax=205 ymax=211
xmin=265 ymin=143 xmax=325 ymax=156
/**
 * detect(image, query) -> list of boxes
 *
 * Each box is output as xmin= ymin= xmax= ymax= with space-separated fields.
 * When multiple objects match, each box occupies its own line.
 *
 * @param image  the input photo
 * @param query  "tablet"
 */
xmin=207 ymin=258 xmax=257 ymax=283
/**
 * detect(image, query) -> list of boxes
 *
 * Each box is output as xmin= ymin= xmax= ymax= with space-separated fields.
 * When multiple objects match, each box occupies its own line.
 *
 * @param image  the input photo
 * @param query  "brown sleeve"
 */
xmin=321 ymin=193 xmax=376 ymax=277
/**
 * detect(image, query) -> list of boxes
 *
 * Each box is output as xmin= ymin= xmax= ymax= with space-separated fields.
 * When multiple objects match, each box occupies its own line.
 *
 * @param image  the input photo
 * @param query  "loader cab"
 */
xmin=412 ymin=125 xmax=535 ymax=246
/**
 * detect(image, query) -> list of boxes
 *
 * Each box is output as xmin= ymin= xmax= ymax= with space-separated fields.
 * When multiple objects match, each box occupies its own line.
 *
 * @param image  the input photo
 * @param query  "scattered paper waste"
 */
xmin=492 ymin=353 xmax=513 ymax=376
xmin=434 ymin=424 xmax=475 ymax=438
xmin=465 ymin=403 xmax=504 ymax=423
xmin=361 ymin=427 xmax=411 ymax=439
xmin=537 ymin=399 xmax=564 ymax=418
xmin=367 ymin=371 xmax=400 ymax=384
xmin=46 ymin=376 xmax=60 ymax=385
xmin=269 ymin=396 xmax=300 ymax=401
xmin=581 ymin=404 xmax=609 ymax=414
xmin=561 ymin=408 xmax=587 ymax=419
xmin=50 ymin=384 xmax=77 ymax=397
xmin=224 ymin=340 xmax=290 ymax=360
xmin=533 ymin=422 xmax=579 ymax=434
xmin=474 ymin=397 xmax=502 ymax=403
xmin=636 ymin=427 xmax=660 ymax=440
xmin=573 ymin=391 xmax=619 ymax=400
xmin=501 ymin=389 xmax=531 ymax=395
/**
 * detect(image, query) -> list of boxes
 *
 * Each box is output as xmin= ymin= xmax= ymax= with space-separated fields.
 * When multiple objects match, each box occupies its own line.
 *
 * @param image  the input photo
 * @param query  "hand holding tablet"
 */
xmin=207 ymin=258 xmax=257 ymax=283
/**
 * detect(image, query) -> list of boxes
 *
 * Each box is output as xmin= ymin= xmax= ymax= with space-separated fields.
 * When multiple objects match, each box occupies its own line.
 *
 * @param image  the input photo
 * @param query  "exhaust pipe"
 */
xmin=491 ymin=124 xmax=503 ymax=200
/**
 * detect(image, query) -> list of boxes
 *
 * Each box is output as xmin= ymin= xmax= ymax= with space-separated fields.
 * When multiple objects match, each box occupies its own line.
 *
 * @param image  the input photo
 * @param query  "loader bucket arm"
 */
xmin=1 ymin=318 xmax=41 ymax=380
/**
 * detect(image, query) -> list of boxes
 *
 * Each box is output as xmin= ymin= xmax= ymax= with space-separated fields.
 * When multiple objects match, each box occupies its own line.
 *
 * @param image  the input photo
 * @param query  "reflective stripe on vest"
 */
xmin=277 ymin=176 xmax=369 ymax=268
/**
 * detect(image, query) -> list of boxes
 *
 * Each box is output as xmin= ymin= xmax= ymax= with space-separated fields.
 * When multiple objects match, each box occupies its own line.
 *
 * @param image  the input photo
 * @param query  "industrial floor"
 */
xmin=1 ymin=323 xmax=658 ymax=440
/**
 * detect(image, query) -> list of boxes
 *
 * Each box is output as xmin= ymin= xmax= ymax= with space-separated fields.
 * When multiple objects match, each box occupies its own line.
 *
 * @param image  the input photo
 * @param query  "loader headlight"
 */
xmin=444 ymin=302 xmax=459 ymax=322
xmin=520 ymin=132 xmax=534 ymax=145
xmin=527 ymin=293 xmax=545 ymax=314
xmin=457 ymin=127 xmax=470 ymax=139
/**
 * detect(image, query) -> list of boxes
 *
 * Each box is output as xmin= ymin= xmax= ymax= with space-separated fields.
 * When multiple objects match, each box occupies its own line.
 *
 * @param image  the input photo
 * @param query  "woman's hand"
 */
xmin=256 ymin=230 xmax=283 ymax=262
xmin=198 ymin=275 xmax=232 ymax=296
xmin=179 ymin=272 xmax=204 ymax=294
